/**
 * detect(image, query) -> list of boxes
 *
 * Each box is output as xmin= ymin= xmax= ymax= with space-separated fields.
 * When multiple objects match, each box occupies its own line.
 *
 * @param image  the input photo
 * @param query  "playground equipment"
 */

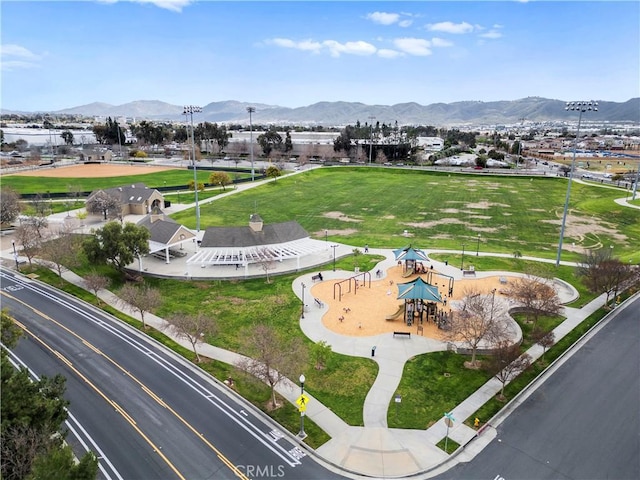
xmin=333 ymin=271 xmax=372 ymax=301
xmin=401 ymin=268 xmax=415 ymax=278
xmin=385 ymin=304 xmax=405 ymax=321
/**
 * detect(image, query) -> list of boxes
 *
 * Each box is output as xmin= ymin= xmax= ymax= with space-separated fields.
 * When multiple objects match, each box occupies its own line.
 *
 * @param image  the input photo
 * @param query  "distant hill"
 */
xmin=4 ymin=97 xmax=639 ymax=126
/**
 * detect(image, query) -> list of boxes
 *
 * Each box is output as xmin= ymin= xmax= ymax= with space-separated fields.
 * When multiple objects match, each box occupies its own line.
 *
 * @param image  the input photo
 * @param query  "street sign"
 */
xmin=296 ymin=394 xmax=310 ymax=412
xmin=444 ymin=411 xmax=455 ymax=427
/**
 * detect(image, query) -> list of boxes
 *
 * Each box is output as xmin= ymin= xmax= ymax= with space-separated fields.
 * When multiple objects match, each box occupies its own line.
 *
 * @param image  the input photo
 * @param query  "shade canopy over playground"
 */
xmin=393 ymin=245 xmax=429 ymax=262
xmin=397 ymin=277 xmax=442 ymax=303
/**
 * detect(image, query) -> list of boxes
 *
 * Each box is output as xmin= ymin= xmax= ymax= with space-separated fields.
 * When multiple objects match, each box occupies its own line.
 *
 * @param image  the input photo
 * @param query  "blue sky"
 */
xmin=2 ymin=1 xmax=639 ymax=112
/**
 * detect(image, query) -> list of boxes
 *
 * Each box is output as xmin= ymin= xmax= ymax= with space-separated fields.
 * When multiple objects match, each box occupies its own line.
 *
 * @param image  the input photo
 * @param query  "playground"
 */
xmin=309 ymin=264 xmax=519 ymax=338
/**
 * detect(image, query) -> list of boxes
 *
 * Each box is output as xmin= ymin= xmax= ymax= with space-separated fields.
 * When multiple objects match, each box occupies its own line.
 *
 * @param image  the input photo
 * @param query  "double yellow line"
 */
xmin=5 ymin=292 xmax=249 ymax=480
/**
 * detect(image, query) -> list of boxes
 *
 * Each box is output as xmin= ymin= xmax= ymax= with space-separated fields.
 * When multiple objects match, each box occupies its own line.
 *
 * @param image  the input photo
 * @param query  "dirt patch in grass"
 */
xmin=542 ymin=213 xmax=627 ymax=245
xmin=316 ymin=228 xmax=359 ymax=237
xmin=322 ymin=211 xmax=362 ymax=223
xmin=464 ymin=201 xmax=511 ymax=209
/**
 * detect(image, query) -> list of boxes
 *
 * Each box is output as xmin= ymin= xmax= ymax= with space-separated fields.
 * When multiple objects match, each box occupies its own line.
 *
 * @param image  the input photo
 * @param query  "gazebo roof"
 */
xmin=393 ymin=245 xmax=429 ymax=262
xmin=397 ymin=276 xmax=442 ymax=303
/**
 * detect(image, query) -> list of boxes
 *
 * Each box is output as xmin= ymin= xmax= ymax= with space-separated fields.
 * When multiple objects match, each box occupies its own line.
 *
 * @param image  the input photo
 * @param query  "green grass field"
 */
xmin=0 ymin=168 xmax=252 ymax=194
xmin=169 ymin=167 xmax=640 ymax=263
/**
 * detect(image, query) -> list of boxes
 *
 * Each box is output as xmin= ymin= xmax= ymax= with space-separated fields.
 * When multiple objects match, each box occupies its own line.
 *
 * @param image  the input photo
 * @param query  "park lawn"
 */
xmin=0 ymin=168 xmax=252 ymax=194
xmin=168 ymin=168 xmax=640 ymax=263
xmin=387 ymin=351 xmax=494 ymax=429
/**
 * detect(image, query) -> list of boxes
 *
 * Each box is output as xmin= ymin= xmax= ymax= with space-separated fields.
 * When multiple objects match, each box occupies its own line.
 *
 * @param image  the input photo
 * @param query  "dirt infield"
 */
xmin=310 ymin=265 xmax=516 ymax=339
xmin=9 ymin=163 xmax=177 ymax=178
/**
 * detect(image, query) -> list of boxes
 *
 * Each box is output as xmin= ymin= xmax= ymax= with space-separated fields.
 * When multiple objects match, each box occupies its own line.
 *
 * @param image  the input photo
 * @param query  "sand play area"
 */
xmin=9 ymin=163 xmax=176 ymax=178
xmin=310 ymin=265 xmax=516 ymax=339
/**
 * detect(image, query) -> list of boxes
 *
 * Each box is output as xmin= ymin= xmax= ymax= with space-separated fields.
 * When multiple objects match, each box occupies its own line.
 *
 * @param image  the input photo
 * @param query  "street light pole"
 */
xmin=461 ymin=243 xmax=466 ymax=271
xmin=301 ymin=283 xmax=306 ymax=319
xmin=331 ymin=245 xmax=338 ymax=271
xmin=11 ymin=240 xmax=19 ymax=270
xmin=184 ymin=105 xmax=202 ymax=232
xmin=298 ymin=374 xmax=306 ymax=438
xmin=247 ymin=106 xmax=256 ymax=181
xmin=368 ymin=116 xmax=375 ymax=165
xmin=555 ymin=101 xmax=597 ymax=267
xmin=476 ymin=234 xmax=481 ymax=256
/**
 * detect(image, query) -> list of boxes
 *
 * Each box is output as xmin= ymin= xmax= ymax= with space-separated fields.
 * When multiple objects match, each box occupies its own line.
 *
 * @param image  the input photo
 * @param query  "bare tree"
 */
xmin=580 ymin=252 xmax=635 ymax=307
xmin=85 ymin=190 xmax=122 ymax=220
xmin=488 ymin=340 xmax=531 ymax=400
xmin=117 ymin=283 xmax=162 ymax=329
xmin=236 ymin=324 xmax=308 ymax=409
xmin=83 ymin=271 xmax=111 ymax=305
xmin=446 ymin=287 xmax=506 ymax=368
xmin=507 ymin=275 xmax=562 ymax=330
xmin=163 ymin=312 xmax=217 ymax=362
xmin=14 ymin=223 xmax=41 ymax=267
xmin=256 ymin=248 xmax=276 ymax=283
xmin=532 ymin=328 xmax=555 ymax=363
xmin=0 ymin=187 xmax=21 ymax=225
xmin=39 ymin=227 xmax=81 ymax=280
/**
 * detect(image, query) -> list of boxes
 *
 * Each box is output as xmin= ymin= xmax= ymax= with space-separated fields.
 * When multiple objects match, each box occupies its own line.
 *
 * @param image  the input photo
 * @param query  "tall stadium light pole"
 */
xmin=555 ymin=101 xmax=597 ymax=267
xmin=368 ymin=116 xmax=376 ymax=165
xmin=184 ymin=105 xmax=202 ymax=232
xmin=116 ymin=120 xmax=123 ymax=160
xmin=247 ymin=106 xmax=256 ymax=181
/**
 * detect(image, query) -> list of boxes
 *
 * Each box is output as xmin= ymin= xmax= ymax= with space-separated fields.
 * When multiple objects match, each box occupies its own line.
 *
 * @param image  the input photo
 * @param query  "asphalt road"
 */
xmin=439 ymin=295 xmax=640 ymax=480
xmin=1 ymin=269 xmax=346 ymax=480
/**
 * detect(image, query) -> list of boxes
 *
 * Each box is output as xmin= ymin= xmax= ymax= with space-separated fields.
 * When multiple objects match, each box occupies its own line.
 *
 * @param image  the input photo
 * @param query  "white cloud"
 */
xmin=377 ymin=49 xmax=404 ymax=59
xmin=366 ymin=11 xmax=413 ymax=27
xmin=1 ymin=44 xmax=42 ymax=70
xmin=1 ymin=44 xmax=40 ymax=59
xmin=393 ymin=37 xmax=432 ymax=56
xmin=98 ymin=0 xmax=192 ymax=13
xmin=427 ymin=21 xmax=474 ymax=34
xmin=479 ymin=30 xmax=503 ymax=39
xmin=366 ymin=12 xmax=400 ymax=25
xmin=323 ymin=40 xmax=377 ymax=57
xmin=269 ymin=37 xmax=377 ymax=57
xmin=270 ymin=38 xmax=322 ymax=53
xmin=431 ymin=37 xmax=453 ymax=48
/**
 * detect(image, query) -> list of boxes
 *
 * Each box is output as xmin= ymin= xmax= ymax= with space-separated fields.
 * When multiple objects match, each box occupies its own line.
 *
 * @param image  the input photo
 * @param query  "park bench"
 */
xmin=393 ymin=331 xmax=411 ymax=339
xmin=462 ymin=266 xmax=476 ymax=277
xmin=311 ymin=273 xmax=323 ymax=282
xmin=314 ymin=298 xmax=323 ymax=308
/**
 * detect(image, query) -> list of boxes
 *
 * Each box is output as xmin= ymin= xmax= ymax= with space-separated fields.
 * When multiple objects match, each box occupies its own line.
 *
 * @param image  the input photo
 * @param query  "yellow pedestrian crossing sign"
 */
xmin=296 ymin=394 xmax=310 ymax=412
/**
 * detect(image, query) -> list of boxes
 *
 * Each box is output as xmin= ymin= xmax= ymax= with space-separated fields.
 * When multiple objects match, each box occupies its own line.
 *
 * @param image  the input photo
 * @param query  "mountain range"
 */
xmin=5 ymin=97 xmax=640 ymax=126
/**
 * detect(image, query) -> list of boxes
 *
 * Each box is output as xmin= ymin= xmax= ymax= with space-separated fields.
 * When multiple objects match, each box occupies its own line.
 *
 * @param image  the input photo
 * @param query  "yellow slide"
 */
xmin=385 ymin=304 xmax=404 ymax=321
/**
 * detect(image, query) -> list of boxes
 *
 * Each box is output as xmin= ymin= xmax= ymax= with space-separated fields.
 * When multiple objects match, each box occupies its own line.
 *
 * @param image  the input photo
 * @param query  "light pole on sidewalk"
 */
xmin=461 ymin=243 xmax=466 ymax=271
xmin=298 ymin=374 xmax=306 ymax=438
xmin=183 ymin=105 xmax=202 ymax=232
xmin=11 ymin=240 xmax=19 ymax=270
xmin=476 ymin=233 xmax=481 ymax=256
xmin=247 ymin=106 xmax=256 ymax=181
xmin=556 ymin=101 xmax=597 ymax=267
xmin=331 ymin=245 xmax=338 ymax=271
xmin=301 ymin=282 xmax=306 ymax=319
